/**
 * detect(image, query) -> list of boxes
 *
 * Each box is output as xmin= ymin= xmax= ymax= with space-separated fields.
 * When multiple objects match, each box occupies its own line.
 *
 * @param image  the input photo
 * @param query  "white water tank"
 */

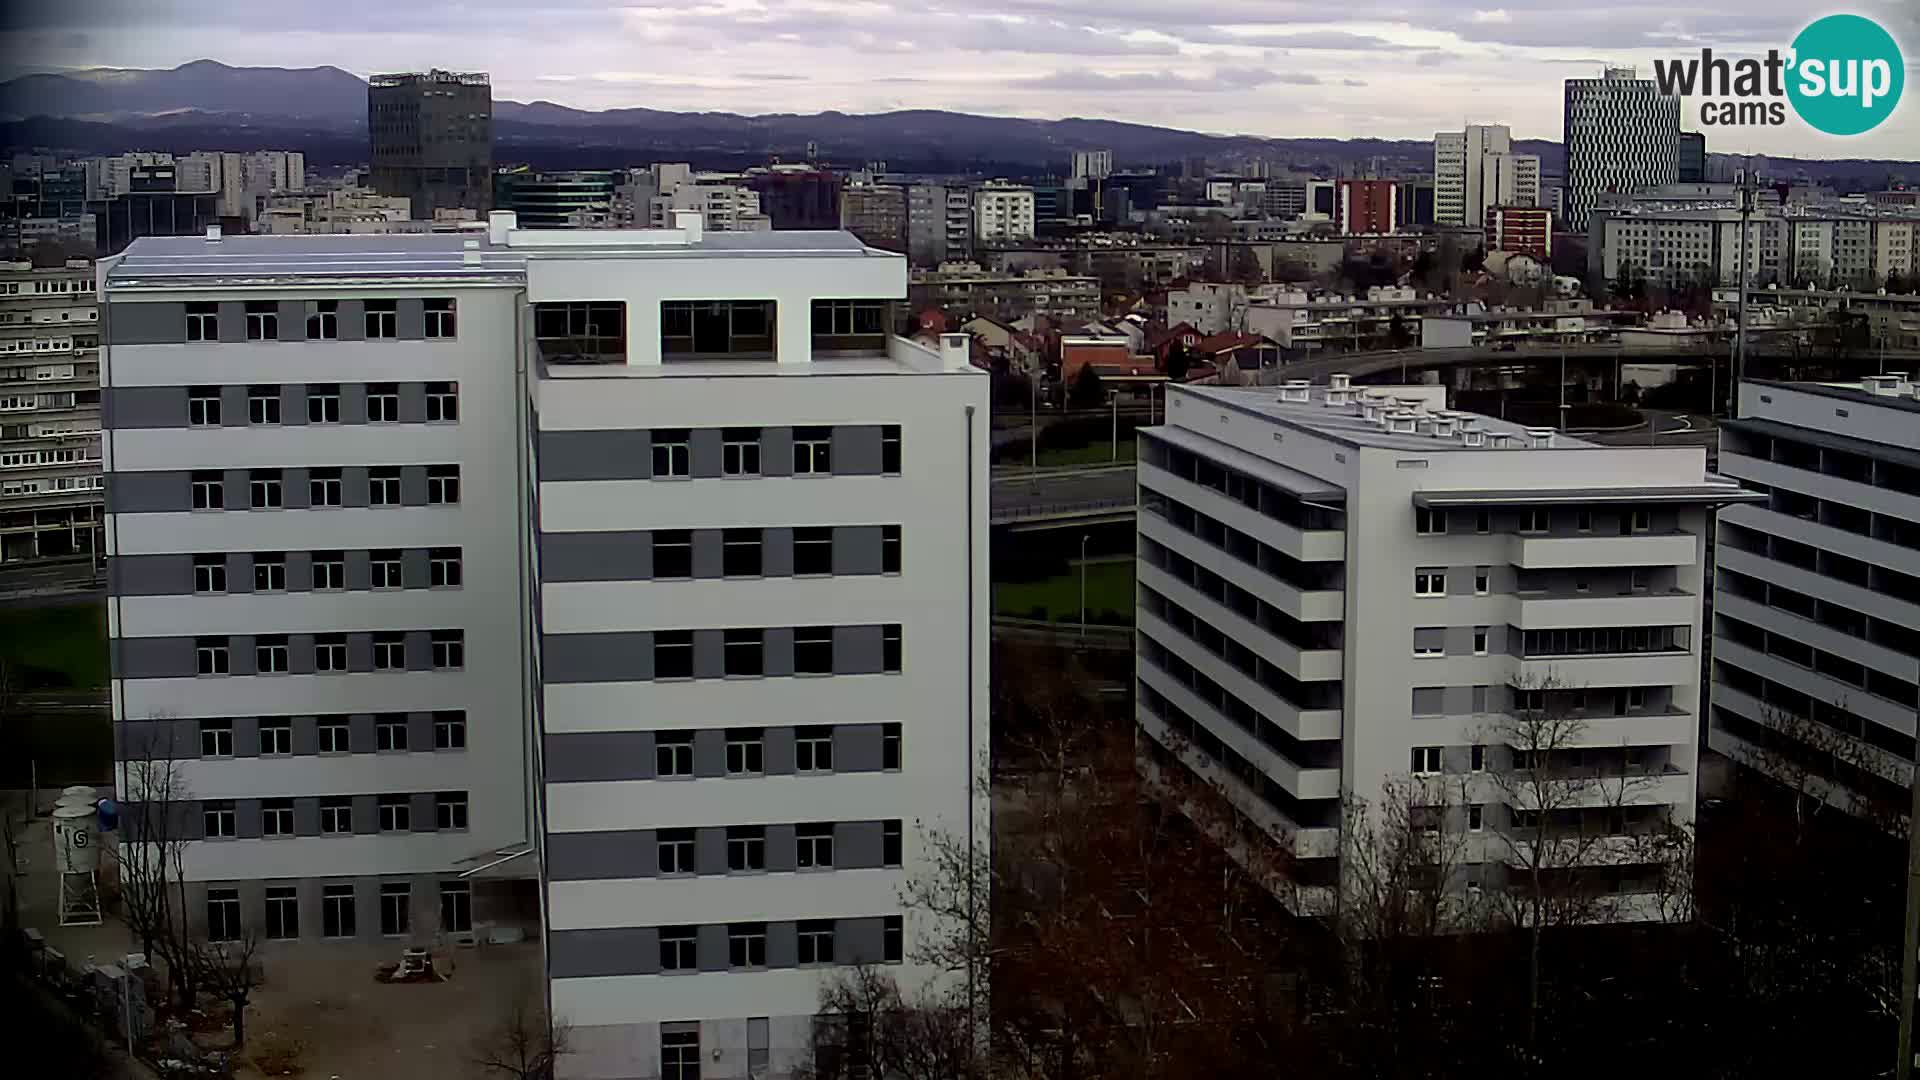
xmin=52 ymin=804 xmax=99 ymax=873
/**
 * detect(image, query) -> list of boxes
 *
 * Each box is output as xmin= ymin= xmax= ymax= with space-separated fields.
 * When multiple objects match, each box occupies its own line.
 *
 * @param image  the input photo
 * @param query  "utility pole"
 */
xmin=1733 ymin=160 xmax=1755 ymax=420
xmin=1079 ymin=534 xmax=1091 ymax=643
xmin=1029 ymin=361 xmax=1038 ymax=469
xmin=1110 ymin=390 xmax=1119 ymax=461
xmin=1899 ymin=661 xmax=1920 ymax=1080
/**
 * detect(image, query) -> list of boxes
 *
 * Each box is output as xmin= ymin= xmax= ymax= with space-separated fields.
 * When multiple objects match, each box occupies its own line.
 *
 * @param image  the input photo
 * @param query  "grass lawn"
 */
xmin=994 ymin=559 xmax=1136 ymax=625
xmin=0 ymin=601 xmax=108 ymax=690
xmin=0 ymin=711 xmax=112 ymax=787
xmin=1025 ymin=440 xmax=1137 ymax=469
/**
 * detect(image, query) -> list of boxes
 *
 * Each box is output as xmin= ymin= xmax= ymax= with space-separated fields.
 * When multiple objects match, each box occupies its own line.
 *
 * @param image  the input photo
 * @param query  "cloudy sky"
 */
xmin=5 ymin=0 xmax=1918 ymax=157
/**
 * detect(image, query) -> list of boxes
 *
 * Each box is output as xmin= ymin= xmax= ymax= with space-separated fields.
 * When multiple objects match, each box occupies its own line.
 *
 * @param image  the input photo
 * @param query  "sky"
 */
xmin=4 ymin=0 xmax=1919 ymax=159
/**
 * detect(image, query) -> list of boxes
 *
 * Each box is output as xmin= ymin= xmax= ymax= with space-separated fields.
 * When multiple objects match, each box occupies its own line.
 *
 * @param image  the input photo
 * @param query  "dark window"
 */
xmin=723 ymin=529 xmax=762 ymax=577
xmin=430 ymin=548 xmax=463 ymax=587
xmin=424 ymin=298 xmax=456 ymax=338
xmin=724 ymin=629 xmax=764 ymax=676
xmin=426 ymin=381 xmax=458 ymax=422
xmin=365 ymin=299 xmax=398 ymax=339
xmin=440 ymin=881 xmax=472 ymax=933
xmin=259 ymin=717 xmax=292 ymax=755
xmin=797 ymin=920 xmax=835 ymax=965
xmin=253 ymin=552 xmax=286 ymax=592
xmin=376 ymin=714 xmax=408 ymax=751
xmin=795 ymin=627 xmax=834 ymax=674
xmin=882 ymin=525 xmax=901 ymax=573
xmin=435 ymin=792 xmax=468 ymax=830
xmin=660 ymin=927 xmax=697 ymax=970
xmin=369 ymin=467 xmax=402 ymax=505
xmin=884 ymin=915 xmax=903 ymax=963
xmin=796 ymin=823 xmax=834 ymax=869
xmin=188 ymin=387 xmax=220 ymax=426
xmin=307 ymin=383 xmax=340 ymax=423
xmin=318 ymin=716 xmax=350 ymax=753
xmin=193 ymin=554 xmax=226 ymax=593
xmin=434 ymin=711 xmax=467 ymax=749
xmin=794 ymin=527 xmax=833 ymax=574
xmin=206 ymin=888 xmax=241 ymax=941
xmin=882 ymin=425 xmax=901 ymax=473
xmin=883 ymin=624 xmax=902 ymax=673
xmin=255 ymin=634 xmax=290 ymax=673
xmin=727 ymin=729 xmax=763 ymax=775
xmin=652 ymin=430 xmax=690 ymax=477
xmin=657 ymin=829 xmax=694 ymax=874
xmin=661 ymin=1029 xmax=700 ymax=1080
xmin=729 ymin=923 xmax=767 ymax=968
xmin=794 ymin=426 xmax=832 ymax=474
xmin=432 ymin=629 xmax=465 ymax=670
xmin=311 ymin=551 xmax=345 ymax=590
xmin=248 ymin=469 xmax=283 ymax=509
xmin=723 ymin=428 xmax=761 ymax=476
xmin=247 ymin=385 xmax=281 ymax=424
xmin=265 ymin=887 xmax=298 ymax=939
xmin=319 ymin=797 xmax=352 ymax=834
xmin=185 ymin=302 xmax=218 ymax=342
xmin=883 ymin=820 xmax=903 ymax=866
xmin=379 ymin=882 xmax=411 ymax=935
xmin=191 ymin=470 xmax=223 ymax=510
xmin=309 ymin=468 xmax=343 ymax=507
xmin=427 ymin=465 xmax=460 ymax=504
xmin=796 ymin=726 xmax=834 ymax=772
xmin=372 ymin=631 xmax=405 ymax=670
xmin=882 ymin=724 xmax=901 ymax=770
xmin=653 ymin=531 xmax=693 ymax=578
xmin=378 ymin=795 xmax=411 ymax=832
xmin=200 ymin=718 xmax=233 ymax=757
xmin=306 ymin=301 xmax=339 ymax=340
xmin=656 ymin=732 xmax=694 ymax=777
xmin=367 ymin=383 xmax=400 ymax=422
xmin=655 ymin=631 xmax=694 ymax=679
xmin=322 ymin=884 xmax=355 ymax=937
xmin=195 ymin=636 xmax=230 ymax=675
xmin=727 ymin=826 xmax=766 ymax=871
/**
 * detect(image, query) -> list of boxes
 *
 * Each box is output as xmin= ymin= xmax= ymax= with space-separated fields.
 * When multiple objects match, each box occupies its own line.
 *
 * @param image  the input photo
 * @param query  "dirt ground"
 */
xmin=9 ymin=793 xmax=542 ymax=1079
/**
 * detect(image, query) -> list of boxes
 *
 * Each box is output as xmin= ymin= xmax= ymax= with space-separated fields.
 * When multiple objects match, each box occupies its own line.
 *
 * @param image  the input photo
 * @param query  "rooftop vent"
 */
xmin=1387 ymin=411 xmax=1418 ymax=434
xmin=1414 ymin=416 xmax=1435 ymax=436
xmin=1361 ymin=400 xmax=1385 ymax=424
xmin=1329 ymin=372 xmax=1353 ymax=391
xmin=1324 ymin=386 xmax=1351 ymax=408
xmin=1461 ymin=427 xmax=1487 ymax=447
xmin=1487 ymin=431 xmax=1513 ymax=448
xmin=1433 ymin=415 xmax=1458 ymax=437
xmin=673 ymin=209 xmax=705 ymax=243
xmin=1524 ymin=426 xmax=1556 ymax=448
xmin=204 ymin=224 xmax=221 ymax=243
xmin=1395 ymin=395 xmax=1427 ymax=415
xmin=1279 ymin=380 xmax=1311 ymax=404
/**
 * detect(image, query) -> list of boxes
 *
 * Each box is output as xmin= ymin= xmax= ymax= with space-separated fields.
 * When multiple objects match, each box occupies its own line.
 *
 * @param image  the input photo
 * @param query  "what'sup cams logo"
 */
xmin=1653 ymin=13 xmax=1904 ymax=135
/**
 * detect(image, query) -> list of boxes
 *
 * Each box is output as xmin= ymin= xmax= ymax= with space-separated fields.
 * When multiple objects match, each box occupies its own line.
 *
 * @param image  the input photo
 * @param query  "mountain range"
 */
xmin=3 ymin=60 xmax=1913 ymax=186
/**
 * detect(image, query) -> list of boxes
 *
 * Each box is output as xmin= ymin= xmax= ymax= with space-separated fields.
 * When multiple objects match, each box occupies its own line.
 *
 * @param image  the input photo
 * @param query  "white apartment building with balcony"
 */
xmin=2 ymin=258 xmax=103 ymax=562
xmin=973 ymin=182 xmax=1036 ymax=244
xmin=1135 ymin=378 xmax=1757 ymax=914
xmin=1711 ymin=378 xmax=1920 ymax=816
xmin=102 ymin=214 xmax=989 ymax=1080
xmin=1434 ymin=124 xmax=1540 ymax=228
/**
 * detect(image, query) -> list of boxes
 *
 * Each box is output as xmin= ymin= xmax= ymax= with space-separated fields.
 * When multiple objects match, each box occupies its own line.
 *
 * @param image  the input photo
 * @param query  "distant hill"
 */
xmin=3 ymin=60 xmax=1913 ymax=187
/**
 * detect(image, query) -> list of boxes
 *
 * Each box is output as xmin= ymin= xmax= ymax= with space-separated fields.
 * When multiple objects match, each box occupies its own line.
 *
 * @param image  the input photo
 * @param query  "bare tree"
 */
xmin=799 ymin=966 xmax=979 ymax=1080
xmin=115 ymin=721 xmax=200 ymax=1011
xmin=1730 ymin=700 xmax=1908 ymax=836
xmin=189 ymin=927 xmax=263 ymax=1048
xmin=471 ymin=985 xmax=571 ymax=1080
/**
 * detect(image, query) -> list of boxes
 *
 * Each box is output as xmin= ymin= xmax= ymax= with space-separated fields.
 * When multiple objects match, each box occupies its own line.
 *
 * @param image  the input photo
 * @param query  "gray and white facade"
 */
xmin=1136 ymin=380 xmax=1755 ymax=912
xmin=102 ymin=216 xmax=990 ymax=1079
xmin=1562 ymin=67 xmax=1680 ymax=232
xmin=1711 ymin=378 xmax=1920 ymax=814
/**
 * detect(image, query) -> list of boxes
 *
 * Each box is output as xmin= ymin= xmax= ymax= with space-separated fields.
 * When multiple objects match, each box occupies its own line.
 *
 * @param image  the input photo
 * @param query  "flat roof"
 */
xmin=106 ymin=228 xmax=893 ymax=288
xmin=1179 ymin=384 xmax=1601 ymax=453
xmin=1747 ymin=378 xmax=1920 ymax=416
xmin=1723 ymin=415 xmax=1920 ymax=469
xmin=1413 ymin=485 xmax=1763 ymax=508
xmin=1140 ymin=425 xmax=1345 ymax=502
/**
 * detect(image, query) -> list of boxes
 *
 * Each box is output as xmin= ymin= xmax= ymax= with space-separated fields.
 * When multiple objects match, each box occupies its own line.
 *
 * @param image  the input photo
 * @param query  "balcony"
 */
xmin=1493 ymin=708 xmax=1696 ymax=748
xmin=534 ymin=300 xmax=627 ymax=366
xmin=1508 ymin=531 xmax=1697 ymax=569
xmin=1515 ymin=590 xmax=1696 ymax=629
xmin=1517 ymin=651 xmax=1697 ymax=689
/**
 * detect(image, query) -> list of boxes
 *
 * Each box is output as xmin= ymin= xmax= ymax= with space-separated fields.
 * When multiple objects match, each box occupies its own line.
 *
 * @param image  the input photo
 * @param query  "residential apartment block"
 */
xmin=973 ymin=182 xmax=1036 ymax=244
xmin=1711 ymin=378 xmax=1920 ymax=816
xmin=1434 ymin=124 xmax=1539 ymax=228
xmin=1136 ymin=379 xmax=1756 ymax=913
xmin=102 ymin=215 xmax=989 ymax=1079
xmin=908 ymin=261 xmax=1100 ymax=323
xmin=1 ymin=258 xmax=103 ymax=562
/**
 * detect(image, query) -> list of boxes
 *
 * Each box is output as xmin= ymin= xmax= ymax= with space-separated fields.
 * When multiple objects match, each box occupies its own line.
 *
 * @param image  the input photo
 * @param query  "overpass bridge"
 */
xmin=991 ymin=465 xmax=1137 ymax=528
xmin=1276 ymin=341 xmax=1920 ymax=385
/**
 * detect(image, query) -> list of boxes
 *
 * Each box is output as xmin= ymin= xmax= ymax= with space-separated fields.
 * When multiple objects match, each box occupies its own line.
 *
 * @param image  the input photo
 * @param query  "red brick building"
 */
xmin=1485 ymin=205 xmax=1553 ymax=259
xmin=1336 ymin=179 xmax=1398 ymax=234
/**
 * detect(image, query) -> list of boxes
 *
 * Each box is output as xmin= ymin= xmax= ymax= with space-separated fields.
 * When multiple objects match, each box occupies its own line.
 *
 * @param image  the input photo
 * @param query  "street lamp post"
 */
xmin=1110 ymin=390 xmax=1119 ymax=461
xmin=1079 ymin=533 xmax=1091 ymax=642
xmin=1030 ymin=363 xmax=1038 ymax=469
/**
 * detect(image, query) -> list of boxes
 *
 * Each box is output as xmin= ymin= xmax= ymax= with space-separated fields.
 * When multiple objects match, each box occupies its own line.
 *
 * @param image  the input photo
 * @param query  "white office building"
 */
xmin=1434 ymin=124 xmax=1540 ymax=228
xmin=1073 ymin=149 xmax=1114 ymax=181
xmin=1135 ymin=379 xmax=1756 ymax=914
xmin=1711 ymin=378 xmax=1920 ymax=816
xmin=1563 ymin=68 xmax=1680 ymax=232
xmin=973 ymin=182 xmax=1036 ymax=244
xmin=101 ymin=214 xmax=989 ymax=1079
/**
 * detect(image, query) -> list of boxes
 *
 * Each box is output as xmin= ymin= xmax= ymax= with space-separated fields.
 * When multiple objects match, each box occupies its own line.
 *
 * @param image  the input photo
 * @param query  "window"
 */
xmin=195 ymin=636 xmax=230 ymax=675
xmin=379 ymin=882 xmax=411 ymax=936
xmin=884 ymin=915 xmax=903 ymax=963
xmin=653 ymin=531 xmax=692 ymax=578
xmin=794 ymin=527 xmax=833 ymax=575
xmin=202 ymin=800 xmax=237 ymax=838
xmin=366 ymin=466 xmax=401 ymax=503
xmin=376 ymin=714 xmax=409 ymax=752
xmin=796 ymin=726 xmax=834 ymax=773
xmin=191 ymin=471 xmax=224 ymax=510
xmin=660 ymin=927 xmax=697 ymax=971
xmin=312 ymin=551 xmax=345 ymax=590
xmin=309 ymin=468 xmax=343 ymax=507
xmin=193 ymin=554 xmax=227 ymax=593
xmin=656 ymin=732 xmax=694 ymax=777
xmin=265 ymin=887 xmax=298 ymax=939
xmin=307 ymin=301 xmax=339 ymax=341
xmin=794 ymin=426 xmax=832 ymax=474
xmin=185 ymin=302 xmax=218 ymax=342
xmin=723 ymin=529 xmax=762 ymax=577
xmin=365 ymin=300 xmax=398 ymax=339
xmin=1413 ymin=631 xmax=1444 ymax=658
xmin=424 ymin=298 xmax=456 ymax=338
xmin=1475 ymin=510 xmax=1491 ymax=534
xmin=1626 ymin=687 xmax=1647 ymax=711
xmin=797 ymin=823 xmax=834 ymax=869
xmin=188 ymin=387 xmax=221 ymax=426
xmin=432 ymin=630 xmax=465 ymax=670
xmin=1471 ymin=744 xmax=1486 ymax=772
xmin=430 ymin=548 xmax=462 ymax=588
xmin=722 ymin=428 xmax=760 ymax=476
xmin=1629 ymin=569 xmax=1648 ymax=593
xmin=884 ymin=820 xmax=903 ymax=866
xmin=247 ymin=385 xmax=281 ymax=424
xmin=657 ymin=829 xmax=694 ymax=874
xmin=1629 ymin=509 xmax=1652 ymax=533
xmin=321 ymin=797 xmax=353 ymax=834
xmin=373 ymin=632 xmax=406 ymax=670
xmin=427 ymin=465 xmax=460 ymax=504
xmin=322 ymin=883 xmax=355 ymax=937
xmin=1411 ymin=746 xmax=1443 ymax=775
xmin=652 ymin=429 xmax=690 ymax=477
xmin=259 ymin=717 xmax=291 ymax=756
xmin=440 ymin=881 xmax=472 ymax=933
xmin=882 ymin=425 xmax=901 ymax=474
xmin=1472 ymin=566 xmax=1491 ymax=596
xmin=884 ymin=624 xmax=902 ymax=673
xmin=1576 ymin=510 xmax=1593 ymax=533
xmin=813 ymin=299 xmax=886 ymax=338
xmin=797 ymin=920 xmax=835 ymax=965
xmin=249 ymin=469 xmax=283 ymax=509
xmin=654 ymin=630 xmax=695 ymax=679
xmin=1473 ymin=627 xmax=1489 ymax=655
xmin=1416 ymin=507 xmax=1446 ymax=535
xmin=728 ymin=826 xmax=767 ymax=872
xmin=378 ymin=795 xmax=411 ymax=832
xmin=367 ymin=383 xmax=400 ymax=422
xmin=729 ymin=923 xmax=767 ymax=968
xmin=882 ymin=525 xmax=901 ymax=573
xmin=727 ymin=729 xmax=763 ymax=775
xmin=256 ymin=635 xmax=290 ymax=674
xmin=724 ymin=629 xmax=763 ymax=676
xmin=426 ymin=381 xmax=458 ymax=422
xmin=1468 ymin=805 xmax=1484 ymax=832
xmin=662 ymin=1029 xmax=700 ymax=1080
xmin=434 ymin=711 xmax=467 ymax=750
xmin=1520 ymin=509 xmax=1550 ymax=534
xmin=307 ymin=383 xmax=340 ymax=423
xmin=883 ymin=723 xmax=901 ymax=770
xmin=318 ymin=716 xmax=350 ymax=754
xmin=200 ymin=718 xmax=234 ymax=757
xmin=253 ymin=552 xmax=286 ymax=592
xmin=435 ymin=792 xmax=469 ymax=831
xmin=206 ymin=888 xmax=242 ymax=941
xmin=1414 ymin=568 xmax=1446 ymax=597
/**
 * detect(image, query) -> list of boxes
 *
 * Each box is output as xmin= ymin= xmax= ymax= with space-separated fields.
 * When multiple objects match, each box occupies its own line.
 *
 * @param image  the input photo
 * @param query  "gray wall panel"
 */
xmin=236 ymin=799 xmax=263 ymax=839
xmin=837 ymin=820 xmax=884 ymax=869
xmin=764 ymin=727 xmax=796 ymax=775
xmin=351 ymin=795 xmax=379 ymax=835
xmin=695 ymin=827 xmax=727 ymax=876
xmin=107 ymin=470 xmax=186 ymax=514
xmin=215 ymin=302 xmax=246 ymax=343
xmin=336 ymin=300 xmax=365 ymax=341
xmin=689 ymin=428 xmax=724 ymax=479
xmin=404 ymin=630 xmax=433 ymax=672
xmin=411 ymin=792 xmax=439 ymax=832
xmin=837 ymin=724 xmax=884 ymax=772
xmin=277 ymin=301 xmax=305 ymax=342
xmin=402 ymin=548 xmax=430 ymax=588
xmin=293 ymin=797 xmax=320 ymax=836
xmin=692 ymin=629 xmax=724 ymax=679
xmin=547 ymin=830 xmax=654 ymax=881
xmin=114 ymin=636 xmax=194 ymax=679
xmin=765 ymin=824 xmax=797 ymax=873
xmin=111 ymin=553 xmax=191 ymax=596
xmin=693 ymin=729 xmax=726 ymax=779
xmin=105 ymin=301 xmax=184 ymax=345
xmin=349 ymin=713 xmax=376 ymax=752
xmin=344 ymin=550 xmax=372 ymax=591
xmin=347 ymin=633 xmax=374 ymax=672
xmin=550 ymin=928 xmax=657 ymax=978
xmin=762 ymin=527 xmax=794 ymax=576
xmin=103 ymin=386 xmax=187 ymax=429
xmin=340 ymin=383 xmax=367 ymax=424
xmin=545 ymin=732 xmax=656 ymax=782
xmin=541 ymin=532 xmax=651 ymax=581
xmin=231 ymin=716 xmax=259 ymax=758
xmin=833 ymin=624 xmax=884 ymax=674
xmin=398 ymin=382 xmax=427 ymax=422
xmin=834 ymin=526 xmax=883 ymax=575
xmin=838 ymin=917 xmax=886 ymax=965
xmin=219 ymin=387 xmax=247 ymax=427
xmin=400 ymin=466 xmax=428 ymax=506
xmin=398 ymin=298 xmax=426 ymax=341
xmin=341 ymin=467 xmax=369 ymax=506
xmin=542 ymin=632 xmax=652 ymax=683
xmin=766 ymin=921 xmax=798 ymax=968
xmin=292 ymin=716 xmax=319 ymax=756
xmin=761 ymin=427 xmax=793 ymax=477
xmin=538 ymin=430 xmax=652 ymax=482
xmin=697 ymin=924 xmax=728 ymax=973
xmin=282 ymin=468 xmax=310 ymax=509
xmin=226 ymin=553 xmax=252 ymax=593
xmin=834 ymin=425 xmax=884 ymax=475
xmin=764 ymin=627 xmax=794 ymax=677
xmin=281 ymin=383 xmax=307 ymax=425
xmin=690 ymin=529 xmax=723 ymax=579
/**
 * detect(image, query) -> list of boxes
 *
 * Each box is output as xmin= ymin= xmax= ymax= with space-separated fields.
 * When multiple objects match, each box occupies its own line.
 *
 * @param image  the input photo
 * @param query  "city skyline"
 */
xmin=6 ymin=0 xmax=1917 ymax=160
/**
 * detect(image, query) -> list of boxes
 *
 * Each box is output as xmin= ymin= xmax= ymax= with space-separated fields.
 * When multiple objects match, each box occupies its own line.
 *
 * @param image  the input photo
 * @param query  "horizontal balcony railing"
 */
xmin=1515 ymin=591 xmax=1696 ymax=630
xmin=1507 ymin=531 xmax=1698 ymax=569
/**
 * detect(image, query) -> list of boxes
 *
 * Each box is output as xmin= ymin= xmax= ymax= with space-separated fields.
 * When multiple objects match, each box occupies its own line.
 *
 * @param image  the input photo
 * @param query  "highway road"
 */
xmin=0 ymin=558 xmax=104 ymax=604
xmin=991 ymin=465 xmax=1137 ymax=523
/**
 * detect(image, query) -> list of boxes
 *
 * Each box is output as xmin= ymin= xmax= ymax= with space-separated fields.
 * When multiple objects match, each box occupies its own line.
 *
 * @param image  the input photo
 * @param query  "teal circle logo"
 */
xmin=1787 ymin=14 xmax=1904 ymax=135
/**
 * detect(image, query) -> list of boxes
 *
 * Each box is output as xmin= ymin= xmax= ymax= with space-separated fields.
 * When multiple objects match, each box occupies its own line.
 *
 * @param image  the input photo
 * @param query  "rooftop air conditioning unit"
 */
xmin=1487 ymin=431 xmax=1513 ymax=448
xmin=1279 ymin=380 xmax=1311 ymax=403
xmin=1433 ymin=416 xmax=1458 ymax=437
xmin=1524 ymin=426 xmax=1556 ymax=448
xmin=1387 ymin=411 xmax=1418 ymax=434
xmin=1329 ymin=372 xmax=1353 ymax=391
